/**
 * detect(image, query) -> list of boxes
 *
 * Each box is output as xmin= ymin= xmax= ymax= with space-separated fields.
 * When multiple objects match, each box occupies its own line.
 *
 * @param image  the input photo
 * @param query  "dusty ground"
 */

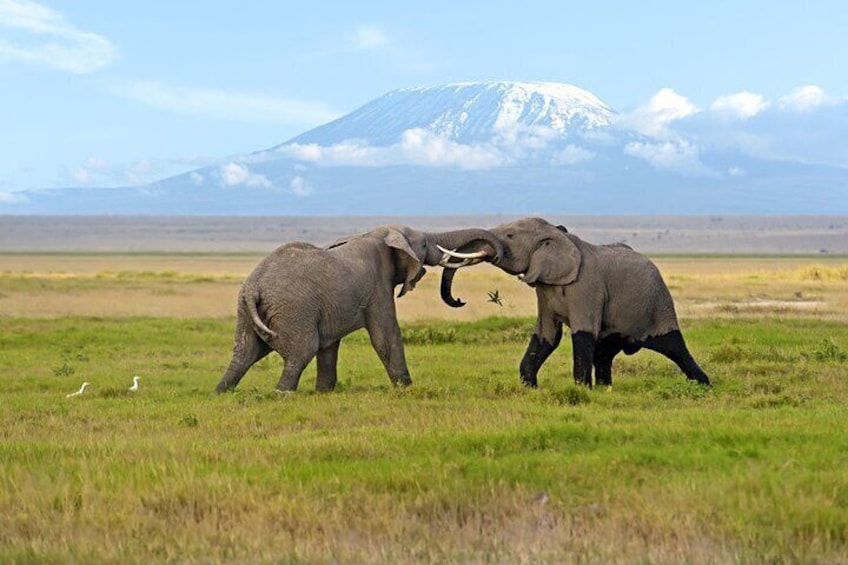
xmin=1 ymin=215 xmax=846 ymax=254
xmin=1 ymin=215 xmax=845 ymax=321
xmin=1 ymin=254 xmax=845 ymax=322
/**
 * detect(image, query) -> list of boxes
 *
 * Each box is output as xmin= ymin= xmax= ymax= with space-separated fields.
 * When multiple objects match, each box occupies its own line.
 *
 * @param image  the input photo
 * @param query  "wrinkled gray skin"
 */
xmin=217 ymin=225 xmax=503 ymax=393
xmin=441 ymin=217 xmax=710 ymax=388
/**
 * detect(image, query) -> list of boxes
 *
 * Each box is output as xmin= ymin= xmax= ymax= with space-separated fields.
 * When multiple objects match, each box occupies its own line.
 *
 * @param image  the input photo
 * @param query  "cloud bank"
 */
xmin=347 ymin=25 xmax=390 ymax=50
xmin=112 ymin=81 xmax=340 ymax=126
xmin=219 ymin=162 xmax=272 ymax=189
xmin=710 ymin=92 xmax=769 ymax=120
xmin=266 ymin=84 xmax=848 ymax=181
xmin=0 ymin=0 xmax=118 ymax=73
xmin=277 ymin=127 xmax=511 ymax=170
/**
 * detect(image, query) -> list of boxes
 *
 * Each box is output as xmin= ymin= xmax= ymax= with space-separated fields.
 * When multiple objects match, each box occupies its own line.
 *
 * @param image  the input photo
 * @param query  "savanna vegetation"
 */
xmin=1 ymin=254 xmax=847 ymax=563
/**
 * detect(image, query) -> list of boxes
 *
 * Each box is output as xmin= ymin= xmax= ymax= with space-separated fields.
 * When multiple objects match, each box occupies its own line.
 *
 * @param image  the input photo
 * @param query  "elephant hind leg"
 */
xmin=276 ymin=357 xmax=314 ymax=392
xmin=642 ymin=330 xmax=711 ymax=385
xmin=593 ymin=334 xmax=625 ymax=387
xmin=275 ymin=333 xmax=320 ymax=392
xmin=315 ymin=341 xmax=341 ymax=392
xmin=217 ymin=326 xmax=272 ymax=392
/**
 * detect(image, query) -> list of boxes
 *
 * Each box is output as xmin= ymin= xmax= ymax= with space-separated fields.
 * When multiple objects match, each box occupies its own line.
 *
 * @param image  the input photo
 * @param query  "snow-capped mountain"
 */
xmin=5 ymin=80 xmax=847 ymax=215
xmin=285 ymin=81 xmax=614 ymax=146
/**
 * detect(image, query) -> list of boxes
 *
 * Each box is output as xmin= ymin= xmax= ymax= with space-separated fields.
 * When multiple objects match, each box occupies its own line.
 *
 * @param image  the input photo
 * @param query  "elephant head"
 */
xmin=439 ymin=217 xmax=580 ymax=307
xmin=333 ymin=225 xmax=505 ymax=299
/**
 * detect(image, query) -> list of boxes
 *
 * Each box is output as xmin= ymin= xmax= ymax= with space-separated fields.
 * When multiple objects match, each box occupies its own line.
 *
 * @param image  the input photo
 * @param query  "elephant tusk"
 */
xmin=438 ymin=257 xmax=480 ymax=268
xmin=436 ymin=245 xmax=489 ymax=260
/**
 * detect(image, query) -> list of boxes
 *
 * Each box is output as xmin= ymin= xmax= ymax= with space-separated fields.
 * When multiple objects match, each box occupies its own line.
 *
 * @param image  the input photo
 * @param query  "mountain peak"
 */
xmin=287 ymin=80 xmax=614 ymax=147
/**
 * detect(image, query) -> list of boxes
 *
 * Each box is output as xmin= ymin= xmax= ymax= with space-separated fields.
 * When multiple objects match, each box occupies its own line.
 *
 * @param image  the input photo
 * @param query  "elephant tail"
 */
xmin=244 ymin=288 xmax=277 ymax=339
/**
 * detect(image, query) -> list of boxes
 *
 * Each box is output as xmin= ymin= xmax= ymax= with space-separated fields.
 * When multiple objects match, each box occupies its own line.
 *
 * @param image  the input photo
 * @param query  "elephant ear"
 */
xmin=523 ymin=234 xmax=581 ymax=286
xmin=384 ymin=229 xmax=424 ymax=298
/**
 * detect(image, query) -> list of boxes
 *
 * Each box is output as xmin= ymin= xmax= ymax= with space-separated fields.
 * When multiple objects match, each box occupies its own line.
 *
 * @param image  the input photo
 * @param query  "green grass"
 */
xmin=2 ymin=316 xmax=848 ymax=563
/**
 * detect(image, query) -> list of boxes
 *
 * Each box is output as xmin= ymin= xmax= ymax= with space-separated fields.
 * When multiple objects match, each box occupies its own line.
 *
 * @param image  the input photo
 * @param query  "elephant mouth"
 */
xmin=517 ymin=272 xmax=537 ymax=287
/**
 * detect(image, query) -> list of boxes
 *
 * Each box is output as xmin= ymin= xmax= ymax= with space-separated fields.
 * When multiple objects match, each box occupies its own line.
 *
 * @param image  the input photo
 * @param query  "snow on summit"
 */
xmin=287 ymin=81 xmax=614 ymax=147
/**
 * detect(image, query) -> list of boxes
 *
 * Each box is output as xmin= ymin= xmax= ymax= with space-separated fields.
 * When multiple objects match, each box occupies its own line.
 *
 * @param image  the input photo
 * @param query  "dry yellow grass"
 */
xmin=0 ymin=254 xmax=846 ymax=321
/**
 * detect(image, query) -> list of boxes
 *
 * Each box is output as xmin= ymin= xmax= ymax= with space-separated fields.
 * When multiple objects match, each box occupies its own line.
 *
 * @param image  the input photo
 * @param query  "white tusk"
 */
xmin=436 ymin=245 xmax=488 ymax=260
xmin=439 ymin=257 xmax=479 ymax=268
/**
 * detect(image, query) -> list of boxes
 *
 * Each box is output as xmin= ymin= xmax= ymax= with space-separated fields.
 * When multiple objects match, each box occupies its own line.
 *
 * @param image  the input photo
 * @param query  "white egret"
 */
xmin=129 ymin=376 xmax=140 ymax=392
xmin=66 ymin=382 xmax=90 ymax=398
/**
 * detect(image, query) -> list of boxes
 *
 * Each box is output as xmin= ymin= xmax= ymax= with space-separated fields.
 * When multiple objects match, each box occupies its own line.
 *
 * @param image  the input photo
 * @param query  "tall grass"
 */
xmin=2 ymin=315 xmax=848 ymax=562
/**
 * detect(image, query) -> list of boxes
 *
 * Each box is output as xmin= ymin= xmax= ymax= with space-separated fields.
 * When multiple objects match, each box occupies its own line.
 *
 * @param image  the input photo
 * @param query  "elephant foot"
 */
xmin=315 ymin=374 xmax=338 ymax=393
xmin=642 ymin=330 xmax=711 ymax=387
xmin=215 ymin=381 xmax=234 ymax=393
xmin=688 ymin=371 xmax=712 ymax=387
xmin=521 ymin=377 xmax=538 ymax=388
xmin=392 ymin=374 xmax=413 ymax=387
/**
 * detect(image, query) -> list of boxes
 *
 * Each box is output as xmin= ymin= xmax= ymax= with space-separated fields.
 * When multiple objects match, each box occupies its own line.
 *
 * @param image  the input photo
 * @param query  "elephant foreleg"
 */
xmin=593 ymin=334 xmax=625 ymax=387
xmin=571 ymin=331 xmax=597 ymax=387
xmin=642 ymin=330 xmax=711 ymax=386
xmin=315 ymin=341 xmax=341 ymax=392
xmin=366 ymin=314 xmax=412 ymax=387
xmin=519 ymin=322 xmax=562 ymax=388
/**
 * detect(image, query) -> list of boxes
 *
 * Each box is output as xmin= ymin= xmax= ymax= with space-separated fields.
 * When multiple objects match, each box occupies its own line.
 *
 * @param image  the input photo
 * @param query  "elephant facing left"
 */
xmin=216 ymin=225 xmax=503 ymax=393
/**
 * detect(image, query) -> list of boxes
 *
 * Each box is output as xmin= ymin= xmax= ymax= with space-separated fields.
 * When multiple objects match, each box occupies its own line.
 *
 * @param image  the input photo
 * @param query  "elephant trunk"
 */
xmin=424 ymin=228 xmax=504 ymax=266
xmin=440 ymin=267 xmax=465 ymax=308
xmin=425 ymin=228 xmax=503 ymax=309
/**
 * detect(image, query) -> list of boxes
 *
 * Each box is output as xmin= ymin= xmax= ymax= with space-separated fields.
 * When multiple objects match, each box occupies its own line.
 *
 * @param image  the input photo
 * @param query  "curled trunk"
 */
xmin=425 ymin=228 xmax=502 ymax=309
xmin=440 ymin=268 xmax=464 ymax=307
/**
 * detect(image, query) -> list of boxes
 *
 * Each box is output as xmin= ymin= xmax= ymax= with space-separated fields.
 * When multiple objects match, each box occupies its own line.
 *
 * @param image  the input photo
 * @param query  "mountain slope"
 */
xmin=284 ymin=81 xmax=614 ymax=146
xmin=4 ymin=80 xmax=847 ymax=215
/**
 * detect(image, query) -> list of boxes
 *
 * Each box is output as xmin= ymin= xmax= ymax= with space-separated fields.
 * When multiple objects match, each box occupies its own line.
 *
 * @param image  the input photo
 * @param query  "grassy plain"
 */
xmin=1 ymin=254 xmax=847 ymax=563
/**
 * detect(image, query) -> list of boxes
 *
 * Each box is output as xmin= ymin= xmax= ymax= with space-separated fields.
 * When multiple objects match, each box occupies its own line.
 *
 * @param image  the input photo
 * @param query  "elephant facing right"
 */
xmin=440 ymin=217 xmax=711 ymax=389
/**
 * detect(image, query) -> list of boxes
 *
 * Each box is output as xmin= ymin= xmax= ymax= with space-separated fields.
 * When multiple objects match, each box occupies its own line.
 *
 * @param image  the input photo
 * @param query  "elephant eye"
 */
xmin=506 ymin=233 xmax=513 ymax=239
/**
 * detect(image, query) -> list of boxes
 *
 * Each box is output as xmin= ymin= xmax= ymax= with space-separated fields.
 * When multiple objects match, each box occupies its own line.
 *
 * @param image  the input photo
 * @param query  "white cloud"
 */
xmin=551 ymin=144 xmax=595 ymax=166
xmin=711 ymin=91 xmax=769 ymax=119
xmin=279 ymin=140 xmax=382 ymax=166
xmin=66 ymin=156 xmax=169 ymax=187
xmin=0 ymin=190 xmax=27 ymax=203
xmin=219 ymin=162 xmax=272 ymax=189
xmin=616 ymin=88 xmax=700 ymax=138
xmin=289 ymin=175 xmax=312 ymax=197
xmin=348 ymin=25 xmax=389 ymax=50
xmin=70 ymin=168 xmax=93 ymax=185
xmin=398 ymin=128 xmax=505 ymax=168
xmin=777 ymin=85 xmax=832 ymax=111
xmin=69 ymin=156 xmax=108 ymax=185
xmin=112 ymin=81 xmax=340 ymax=126
xmin=0 ymin=0 xmax=118 ymax=73
xmin=125 ymin=160 xmax=154 ymax=185
xmin=624 ymin=140 xmax=711 ymax=175
xmin=189 ymin=172 xmax=204 ymax=186
xmin=492 ymin=125 xmax=559 ymax=154
xmin=278 ymin=128 xmax=506 ymax=170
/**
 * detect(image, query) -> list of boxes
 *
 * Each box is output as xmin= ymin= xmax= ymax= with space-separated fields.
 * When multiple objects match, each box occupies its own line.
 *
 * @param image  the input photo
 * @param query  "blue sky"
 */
xmin=1 ymin=0 xmax=847 ymax=194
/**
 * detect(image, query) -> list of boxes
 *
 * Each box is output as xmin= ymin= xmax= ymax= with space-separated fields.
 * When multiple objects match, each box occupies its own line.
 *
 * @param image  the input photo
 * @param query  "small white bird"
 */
xmin=66 ymin=382 xmax=90 ymax=398
xmin=129 ymin=376 xmax=140 ymax=392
